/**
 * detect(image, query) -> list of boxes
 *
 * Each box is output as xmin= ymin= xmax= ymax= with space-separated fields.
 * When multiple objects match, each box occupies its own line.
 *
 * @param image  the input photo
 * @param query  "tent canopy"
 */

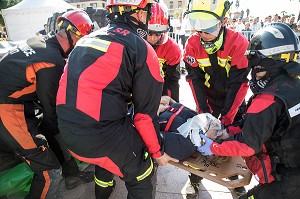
xmin=1 ymin=0 xmax=76 ymax=41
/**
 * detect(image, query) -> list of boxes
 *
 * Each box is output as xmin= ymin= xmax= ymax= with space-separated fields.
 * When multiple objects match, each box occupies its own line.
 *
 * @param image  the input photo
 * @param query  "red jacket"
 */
xmin=211 ymin=73 xmax=300 ymax=184
xmin=183 ymin=28 xmax=249 ymax=126
xmin=155 ymin=37 xmax=181 ymax=101
xmin=56 ymin=22 xmax=164 ymax=177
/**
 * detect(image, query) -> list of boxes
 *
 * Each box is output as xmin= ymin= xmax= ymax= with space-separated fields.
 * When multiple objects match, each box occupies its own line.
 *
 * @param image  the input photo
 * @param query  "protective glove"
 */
xmin=197 ymin=134 xmax=213 ymax=156
xmin=34 ymin=134 xmax=49 ymax=148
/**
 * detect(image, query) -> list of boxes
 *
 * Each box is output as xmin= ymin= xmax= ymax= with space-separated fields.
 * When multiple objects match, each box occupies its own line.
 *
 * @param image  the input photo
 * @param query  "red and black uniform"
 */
xmin=56 ymin=20 xmax=164 ymax=199
xmin=0 ymin=36 xmax=62 ymax=199
xmin=155 ymin=37 xmax=181 ymax=101
xmin=211 ymin=73 xmax=300 ymax=199
xmin=183 ymin=28 xmax=249 ymax=126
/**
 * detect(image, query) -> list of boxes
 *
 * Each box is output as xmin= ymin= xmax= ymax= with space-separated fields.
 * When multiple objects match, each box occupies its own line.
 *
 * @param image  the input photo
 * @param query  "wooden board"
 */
xmin=169 ymin=152 xmax=252 ymax=188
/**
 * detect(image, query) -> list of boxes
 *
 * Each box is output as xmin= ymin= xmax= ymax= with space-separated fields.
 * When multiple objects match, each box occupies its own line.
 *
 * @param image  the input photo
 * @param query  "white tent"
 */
xmin=1 ymin=0 xmax=76 ymax=41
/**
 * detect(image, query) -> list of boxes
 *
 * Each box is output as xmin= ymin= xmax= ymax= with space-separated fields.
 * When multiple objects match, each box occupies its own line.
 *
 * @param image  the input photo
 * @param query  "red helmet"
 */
xmin=57 ymin=10 xmax=93 ymax=37
xmin=106 ymin=0 xmax=158 ymax=12
xmin=147 ymin=1 xmax=169 ymax=45
xmin=148 ymin=1 xmax=169 ymax=32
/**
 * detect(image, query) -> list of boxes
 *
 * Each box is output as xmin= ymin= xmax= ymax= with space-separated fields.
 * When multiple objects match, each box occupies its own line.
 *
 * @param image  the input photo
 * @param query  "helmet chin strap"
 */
xmin=151 ymin=36 xmax=163 ymax=47
xmin=124 ymin=12 xmax=150 ymax=39
xmin=200 ymin=27 xmax=225 ymax=54
xmin=107 ymin=5 xmax=152 ymax=39
xmin=65 ymin=30 xmax=75 ymax=58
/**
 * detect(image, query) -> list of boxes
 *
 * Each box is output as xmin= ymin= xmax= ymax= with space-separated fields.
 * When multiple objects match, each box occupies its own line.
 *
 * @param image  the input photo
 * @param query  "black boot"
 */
xmin=228 ymin=175 xmax=246 ymax=196
xmin=62 ymin=157 xmax=94 ymax=190
xmin=232 ymin=186 xmax=247 ymax=196
xmin=95 ymin=180 xmax=116 ymax=199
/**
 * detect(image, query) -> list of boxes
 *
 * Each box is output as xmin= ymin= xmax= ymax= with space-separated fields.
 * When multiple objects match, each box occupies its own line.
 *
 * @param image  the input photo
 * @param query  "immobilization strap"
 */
xmin=164 ymin=105 xmax=185 ymax=132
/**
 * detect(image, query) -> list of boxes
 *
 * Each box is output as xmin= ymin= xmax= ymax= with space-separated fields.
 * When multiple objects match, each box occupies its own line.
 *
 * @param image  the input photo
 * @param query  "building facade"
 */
xmin=65 ymin=0 xmax=107 ymax=9
xmin=164 ymin=0 xmax=188 ymax=17
xmin=64 ymin=0 xmax=188 ymax=17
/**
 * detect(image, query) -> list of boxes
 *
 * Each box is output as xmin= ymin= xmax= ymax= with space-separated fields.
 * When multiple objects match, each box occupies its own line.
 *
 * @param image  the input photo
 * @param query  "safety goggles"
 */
xmin=148 ymin=32 xmax=162 ymax=36
xmin=252 ymin=66 xmax=266 ymax=73
xmin=58 ymin=20 xmax=82 ymax=38
xmin=245 ymin=50 xmax=267 ymax=60
xmin=245 ymin=50 xmax=270 ymax=67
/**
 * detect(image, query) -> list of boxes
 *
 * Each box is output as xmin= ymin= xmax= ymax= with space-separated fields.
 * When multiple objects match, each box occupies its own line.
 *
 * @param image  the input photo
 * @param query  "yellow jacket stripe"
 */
xmin=76 ymin=38 xmax=111 ymax=52
xmin=196 ymin=56 xmax=231 ymax=86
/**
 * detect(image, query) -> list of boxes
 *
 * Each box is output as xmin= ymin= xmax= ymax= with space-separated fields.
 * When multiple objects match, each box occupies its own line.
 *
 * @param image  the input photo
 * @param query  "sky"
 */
xmin=231 ymin=0 xmax=299 ymax=19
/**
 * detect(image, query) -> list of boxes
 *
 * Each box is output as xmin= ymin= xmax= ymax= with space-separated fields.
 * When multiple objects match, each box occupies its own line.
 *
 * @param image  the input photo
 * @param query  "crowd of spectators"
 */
xmin=227 ymin=11 xmax=300 ymax=41
xmin=168 ymin=10 xmax=300 ymax=45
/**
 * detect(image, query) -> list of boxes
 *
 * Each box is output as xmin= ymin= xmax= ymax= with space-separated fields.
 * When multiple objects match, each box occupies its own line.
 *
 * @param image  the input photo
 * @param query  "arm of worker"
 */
xmin=132 ymin=43 xmax=178 ymax=165
xmin=221 ymin=34 xmax=249 ymax=126
xmin=183 ymin=39 xmax=211 ymax=114
xmin=199 ymin=94 xmax=283 ymax=157
xmin=221 ymin=65 xmax=249 ymax=126
xmin=161 ymin=39 xmax=181 ymax=102
xmin=35 ymin=62 xmax=64 ymax=135
xmin=184 ymin=61 xmax=211 ymax=114
xmin=163 ymin=63 xmax=181 ymax=102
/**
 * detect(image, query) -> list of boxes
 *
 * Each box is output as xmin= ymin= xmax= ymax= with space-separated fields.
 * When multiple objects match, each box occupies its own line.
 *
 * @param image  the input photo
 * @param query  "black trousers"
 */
xmin=0 ymin=104 xmax=60 ymax=198
xmin=94 ymin=157 xmax=157 ymax=199
xmin=238 ymin=172 xmax=300 ymax=199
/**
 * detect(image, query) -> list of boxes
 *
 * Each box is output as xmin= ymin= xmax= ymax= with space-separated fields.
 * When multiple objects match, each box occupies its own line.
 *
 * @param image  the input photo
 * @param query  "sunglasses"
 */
xmin=148 ymin=32 xmax=162 ymax=36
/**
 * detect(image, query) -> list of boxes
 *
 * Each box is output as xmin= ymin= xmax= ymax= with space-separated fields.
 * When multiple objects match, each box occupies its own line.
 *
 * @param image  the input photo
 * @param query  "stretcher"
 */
xmin=170 ymin=151 xmax=252 ymax=188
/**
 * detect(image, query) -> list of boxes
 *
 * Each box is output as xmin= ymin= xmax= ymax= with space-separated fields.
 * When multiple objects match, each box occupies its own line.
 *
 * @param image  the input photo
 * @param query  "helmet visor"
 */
xmin=189 ymin=12 xmax=221 ymax=36
xmin=148 ymin=24 xmax=169 ymax=32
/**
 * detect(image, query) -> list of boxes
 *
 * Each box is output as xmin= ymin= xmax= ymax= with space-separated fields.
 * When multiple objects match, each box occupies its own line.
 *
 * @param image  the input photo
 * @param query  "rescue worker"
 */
xmin=147 ymin=1 xmax=181 ymax=102
xmin=72 ymin=3 xmax=182 ymax=196
xmin=0 ymin=10 xmax=94 ymax=198
xmin=56 ymin=0 xmax=178 ymax=199
xmin=183 ymin=0 xmax=249 ymax=195
xmin=198 ymin=22 xmax=300 ymax=199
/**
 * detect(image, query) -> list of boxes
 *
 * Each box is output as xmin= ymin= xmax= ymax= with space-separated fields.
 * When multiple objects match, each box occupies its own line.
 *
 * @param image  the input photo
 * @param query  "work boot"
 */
xmin=65 ymin=170 xmax=94 ymax=190
xmin=185 ymin=174 xmax=203 ymax=196
xmin=62 ymin=157 xmax=94 ymax=190
xmin=95 ymin=179 xmax=116 ymax=199
xmin=228 ymin=175 xmax=246 ymax=196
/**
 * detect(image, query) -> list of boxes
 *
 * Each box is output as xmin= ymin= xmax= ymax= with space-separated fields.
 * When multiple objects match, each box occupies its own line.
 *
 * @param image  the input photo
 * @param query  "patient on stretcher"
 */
xmin=158 ymin=96 xmax=230 ymax=162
